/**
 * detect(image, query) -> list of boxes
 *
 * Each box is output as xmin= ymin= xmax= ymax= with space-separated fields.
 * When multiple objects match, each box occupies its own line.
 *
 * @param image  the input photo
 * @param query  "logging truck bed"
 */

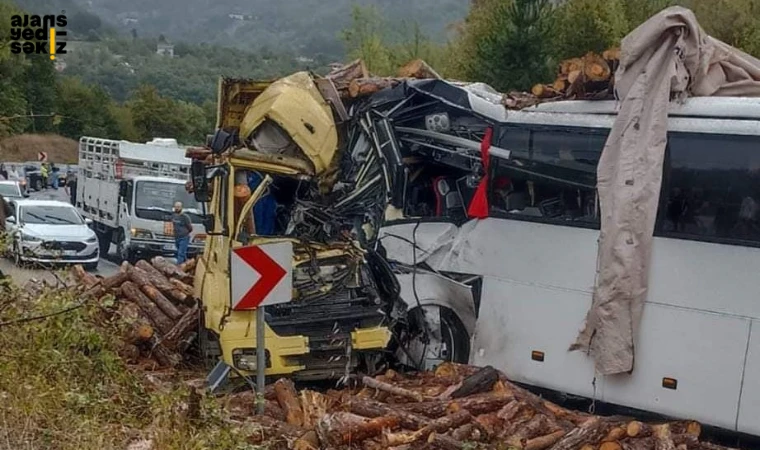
xmin=226 ymin=364 xmax=737 ymax=450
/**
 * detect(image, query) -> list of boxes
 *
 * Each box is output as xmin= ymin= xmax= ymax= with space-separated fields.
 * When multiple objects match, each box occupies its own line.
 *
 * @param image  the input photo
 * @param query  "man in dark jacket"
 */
xmin=171 ymin=201 xmax=193 ymax=264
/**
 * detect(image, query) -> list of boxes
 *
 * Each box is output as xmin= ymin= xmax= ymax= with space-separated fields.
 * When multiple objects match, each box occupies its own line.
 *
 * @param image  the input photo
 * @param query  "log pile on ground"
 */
xmin=70 ymin=256 xmax=200 ymax=368
xmin=229 ymin=364 xmax=737 ymax=450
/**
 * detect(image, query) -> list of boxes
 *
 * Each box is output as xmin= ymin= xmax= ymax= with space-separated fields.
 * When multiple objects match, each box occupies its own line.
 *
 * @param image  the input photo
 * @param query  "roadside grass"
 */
xmin=0 ymin=279 xmax=258 ymax=449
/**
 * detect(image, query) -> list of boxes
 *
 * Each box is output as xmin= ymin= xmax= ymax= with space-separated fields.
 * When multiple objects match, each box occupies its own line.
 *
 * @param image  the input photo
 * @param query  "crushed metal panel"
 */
xmin=217 ymin=78 xmax=274 ymax=131
xmin=238 ymin=72 xmax=338 ymax=176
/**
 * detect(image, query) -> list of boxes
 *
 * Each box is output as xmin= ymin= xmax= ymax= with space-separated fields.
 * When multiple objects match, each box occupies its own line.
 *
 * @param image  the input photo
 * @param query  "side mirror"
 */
xmin=191 ymin=160 xmax=211 ymax=203
xmin=6 ymin=216 xmax=15 ymax=224
xmin=118 ymin=180 xmax=128 ymax=198
xmin=202 ymin=214 xmax=215 ymax=234
xmin=209 ymin=128 xmax=233 ymax=154
xmin=84 ymin=217 xmax=93 ymax=226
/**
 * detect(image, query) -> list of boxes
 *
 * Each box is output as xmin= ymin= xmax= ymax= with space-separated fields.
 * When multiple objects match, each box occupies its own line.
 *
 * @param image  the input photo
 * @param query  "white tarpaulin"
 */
xmin=570 ymin=6 xmax=760 ymax=375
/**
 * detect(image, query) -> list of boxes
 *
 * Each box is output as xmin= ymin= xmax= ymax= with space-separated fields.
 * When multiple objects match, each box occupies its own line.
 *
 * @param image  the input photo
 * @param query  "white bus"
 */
xmin=379 ymin=96 xmax=760 ymax=437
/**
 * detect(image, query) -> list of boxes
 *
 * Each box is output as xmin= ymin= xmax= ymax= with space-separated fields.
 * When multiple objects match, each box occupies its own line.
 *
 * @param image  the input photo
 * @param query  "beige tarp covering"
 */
xmin=570 ymin=6 xmax=760 ymax=375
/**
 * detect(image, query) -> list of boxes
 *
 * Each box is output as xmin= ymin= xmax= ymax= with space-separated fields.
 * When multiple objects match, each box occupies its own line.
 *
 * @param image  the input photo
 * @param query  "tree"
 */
xmin=0 ymin=0 xmax=28 ymax=137
xmin=551 ymin=0 xmax=629 ymax=61
xmin=24 ymin=58 xmax=57 ymax=133
xmin=55 ymin=77 xmax=121 ymax=139
xmin=451 ymin=0 xmax=555 ymax=91
xmin=340 ymin=4 xmax=393 ymax=75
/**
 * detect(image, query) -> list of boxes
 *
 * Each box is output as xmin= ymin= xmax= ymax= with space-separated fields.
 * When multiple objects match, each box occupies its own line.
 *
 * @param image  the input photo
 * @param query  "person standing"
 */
xmin=0 ymin=164 xmax=7 ymax=180
xmin=65 ymin=171 xmax=78 ymax=205
xmin=51 ymin=163 xmax=60 ymax=190
xmin=40 ymin=163 xmax=49 ymax=190
xmin=171 ymin=201 xmax=193 ymax=264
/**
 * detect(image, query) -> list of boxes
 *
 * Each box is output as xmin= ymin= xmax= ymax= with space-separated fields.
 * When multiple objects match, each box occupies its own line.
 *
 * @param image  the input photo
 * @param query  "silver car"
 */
xmin=6 ymin=199 xmax=99 ymax=270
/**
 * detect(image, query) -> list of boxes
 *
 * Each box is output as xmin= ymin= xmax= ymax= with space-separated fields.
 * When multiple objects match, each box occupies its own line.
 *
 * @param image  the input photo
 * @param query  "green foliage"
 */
xmin=340 ymin=4 xmax=452 ymax=77
xmin=551 ymin=0 xmax=629 ymax=61
xmin=451 ymin=0 xmax=555 ymax=91
xmin=55 ymin=77 xmax=121 ymax=139
xmin=127 ymin=85 xmax=213 ymax=145
xmin=24 ymin=59 xmax=58 ymax=133
xmin=0 ymin=283 xmax=253 ymax=449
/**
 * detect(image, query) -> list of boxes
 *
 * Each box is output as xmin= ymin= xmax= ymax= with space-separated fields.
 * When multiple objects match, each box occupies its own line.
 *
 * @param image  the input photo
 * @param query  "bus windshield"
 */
xmin=134 ymin=180 xmax=204 ymax=223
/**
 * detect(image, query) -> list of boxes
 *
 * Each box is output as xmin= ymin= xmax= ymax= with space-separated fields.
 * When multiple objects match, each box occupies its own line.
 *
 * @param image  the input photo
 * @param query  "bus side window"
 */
xmin=658 ymin=132 xmax=760 ymax=244
xmin=488 ymin=128 xmax=604 ymax=227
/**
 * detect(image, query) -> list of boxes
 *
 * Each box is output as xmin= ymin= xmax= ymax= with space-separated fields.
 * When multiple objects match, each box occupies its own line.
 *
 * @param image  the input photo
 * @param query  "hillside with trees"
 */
xmin=64 ymin=0 xmax=469 ymax=59
xmin=3 ymin=0 xmax=760 ymax=155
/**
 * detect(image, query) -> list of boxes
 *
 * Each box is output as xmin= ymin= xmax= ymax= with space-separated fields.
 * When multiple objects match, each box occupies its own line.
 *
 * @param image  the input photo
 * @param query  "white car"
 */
xmin=0 ymin=180 xmax=28 ymax=200
xmin=5 ymin=199 xmax=99 ymax=270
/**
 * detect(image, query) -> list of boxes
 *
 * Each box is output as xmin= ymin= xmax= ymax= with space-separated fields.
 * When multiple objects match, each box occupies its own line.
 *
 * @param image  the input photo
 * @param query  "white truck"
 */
xmin=77 ymin=136 xmax=206 ymax=263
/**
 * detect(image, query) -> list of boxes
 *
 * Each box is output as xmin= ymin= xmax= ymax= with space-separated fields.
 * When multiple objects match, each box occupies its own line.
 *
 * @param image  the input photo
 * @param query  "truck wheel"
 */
xmin=34 ymin=179 xmax=42 ymax=191
xmin=116 ymin=238 xmax=134 ymax=264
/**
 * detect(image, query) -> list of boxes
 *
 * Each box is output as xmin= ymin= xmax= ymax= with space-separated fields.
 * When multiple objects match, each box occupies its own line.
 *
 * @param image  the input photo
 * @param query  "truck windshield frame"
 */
xmin=133 ymin=180 xmax=204 ymax=223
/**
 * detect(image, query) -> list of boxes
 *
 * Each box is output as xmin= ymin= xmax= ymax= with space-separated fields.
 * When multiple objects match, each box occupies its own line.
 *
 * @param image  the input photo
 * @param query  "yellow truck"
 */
xmin=189 ymin=71 xmax=479 ymax=385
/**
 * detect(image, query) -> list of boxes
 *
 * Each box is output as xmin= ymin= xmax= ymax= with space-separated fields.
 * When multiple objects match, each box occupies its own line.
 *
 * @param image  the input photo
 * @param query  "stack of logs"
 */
xmin=233 ymin=363 xmax=737 ymax=450
xmin=530 ymin=48 xmax=621 ymax=101
xmin=326 ymin=58 xmax=442 ymax=100
xmin=71 ymin=256 xmax=200 ymax=368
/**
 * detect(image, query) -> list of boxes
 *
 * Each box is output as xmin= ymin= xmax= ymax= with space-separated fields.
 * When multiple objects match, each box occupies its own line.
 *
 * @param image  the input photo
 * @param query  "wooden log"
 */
xmin=317 ymin=412 xmax=400 ymax=446
xmin=567 ymin=69 xmax=582 ymax=85
xmin=293 ymin=430 xmax=320 ymax=450
xmin=450 ymin=365 xmax=499 ymax=398
xmin=450 ymin=424 xmax=475 ymax=441
xmin=185 ymin=147 xmax=212 ymax=160
xmin=447 ymin=392 xmax=514 ymax=417
xmin=348 ymin=77 xmax=402 ymax=98
xmin=604 ymin=425 xmax=627 ymax=442
xmin=121 ymin=281 xmax=174 ymax=335
xmin=151 ymin=256 xmax=191 ymax=281
xmin=397 ymin=59 xmax=441 ymax=79
xmin=135 ymin=260 xmax=190 ymax=305
xmin=347 ymin=398 xmax=427 ymax=430
xmin=274 ymin=378 xmax=304 ymax=427
xmin=128 ymin=266 xmax=184 ymax=320
xmin=504 ymin=414 xmax=552 ymax=448
xmin=560 ymin=57 xmax=584 ymax=75
xmin=548 ymin=418 xmax=611 ymax=450
xmin=170 ymin=278 xmax=195 ymax=297
xmin=602 ymin=47 xmax=621 ymax=62
xmin=653 ymin=424 xmax=676 ymax=450
xmin=327 ymin=59 xmax=369 ymax=84
xmin=161 ymin=306 xmax=200 ymax=351
xmin=600 ymin=442 xmax=623 ymax=450
xmin=71 ymin=264 xmax=98 ymax=287
xmin=669 ymin=420 xmax=701 ymax=438
xmin=426 ymin=433 xmax=464 ymax=450
xmin=178 ymin=258 xmax=197 ymax=273
xmin=582 ymin=52 xmax=611 ymax=82
xmin=552 ymin=77 xmax=569 ymax=93
xmin=384 ymin=410 xmax=472 ymax=446
xmin=621 ymin=438 xmax=655 ymax=450
xmin=627 ymin=421 xmax=653 ymax=438
xmin=300 ymin=389 xmax=335 ymax=429
xmin=531 ymin=84 xmax=558 ymax=98
xmin=525 ymin=430 xmax=568 ymax=450
xmin=362 ymin=375 xmax=425 ymax=402
xmin=83 ymin=270 xmax=130 ymax=298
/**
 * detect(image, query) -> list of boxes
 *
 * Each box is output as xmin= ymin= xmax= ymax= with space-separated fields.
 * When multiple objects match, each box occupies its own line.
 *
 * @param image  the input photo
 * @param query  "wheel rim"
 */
xmin=401 ymin=306 xmax=461 ymax=370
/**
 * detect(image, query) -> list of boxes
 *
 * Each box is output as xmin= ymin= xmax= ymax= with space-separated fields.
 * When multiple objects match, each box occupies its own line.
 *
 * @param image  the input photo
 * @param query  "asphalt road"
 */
xmin=0 ymin=187 xmax=120 ymax=286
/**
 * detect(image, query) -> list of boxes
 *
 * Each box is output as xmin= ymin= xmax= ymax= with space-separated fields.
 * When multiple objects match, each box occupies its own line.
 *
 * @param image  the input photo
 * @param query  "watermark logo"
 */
xmin=9 ymin=13 xmax=67 ymax=60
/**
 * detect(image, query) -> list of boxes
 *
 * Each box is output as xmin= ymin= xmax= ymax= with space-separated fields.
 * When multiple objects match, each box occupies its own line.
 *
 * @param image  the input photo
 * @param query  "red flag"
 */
xmin=467 ymin=127 xmax=494 ymax=219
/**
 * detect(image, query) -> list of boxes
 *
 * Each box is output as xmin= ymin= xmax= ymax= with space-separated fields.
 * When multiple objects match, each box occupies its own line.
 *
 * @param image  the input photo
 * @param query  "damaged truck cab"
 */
xmin=191 ymin=73 xmax=406 ymax=380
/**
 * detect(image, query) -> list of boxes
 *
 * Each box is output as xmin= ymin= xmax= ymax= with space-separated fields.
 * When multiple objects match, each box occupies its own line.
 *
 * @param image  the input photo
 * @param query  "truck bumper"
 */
xmin=129 ymin=239 xmax=204 ymax=259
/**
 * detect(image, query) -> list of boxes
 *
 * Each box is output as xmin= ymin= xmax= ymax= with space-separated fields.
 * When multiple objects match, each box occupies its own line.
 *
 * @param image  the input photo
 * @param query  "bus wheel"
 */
xmin=399 ymin=305 xmax=470 ymax=370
